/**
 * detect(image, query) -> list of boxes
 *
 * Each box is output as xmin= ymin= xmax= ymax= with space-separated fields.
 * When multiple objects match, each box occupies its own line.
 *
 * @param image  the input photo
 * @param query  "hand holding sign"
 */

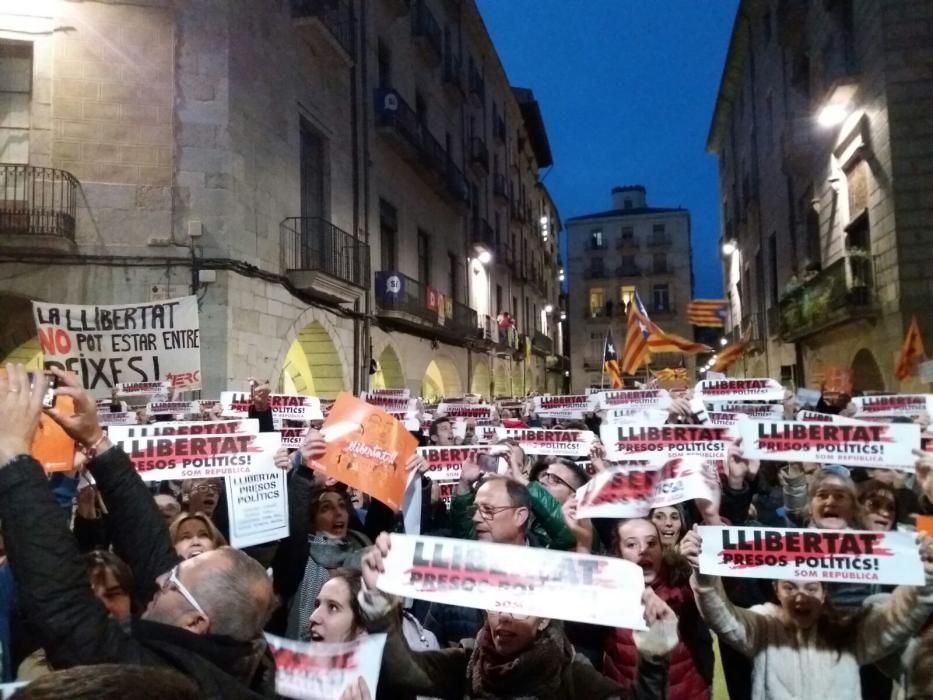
xmin=340 ymin=679 xmax=373 ymax=700
xmin=300 ymin=428 xmax=327 ymax=469
xmin=915 ymin=449 xmax=933 ymax=504
xmin=725 ymin=438 xmax=760 ymax=490
xmin=680 ymin=526 xmax=701 ymax=571
xmin=561 ymin=496 xmax=593 ymax=554
xmin=47 ymin=367 xmax=104 ymax=448
xmin=361 ymin=532 xmax=392 ymax=591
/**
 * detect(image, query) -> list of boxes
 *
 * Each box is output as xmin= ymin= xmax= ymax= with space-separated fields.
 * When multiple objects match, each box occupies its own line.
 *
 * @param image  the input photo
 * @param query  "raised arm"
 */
xmin=855 ymin=534 xmax=933 ymax=665
xmin=47 ymin=370 xmax=177 ymax=604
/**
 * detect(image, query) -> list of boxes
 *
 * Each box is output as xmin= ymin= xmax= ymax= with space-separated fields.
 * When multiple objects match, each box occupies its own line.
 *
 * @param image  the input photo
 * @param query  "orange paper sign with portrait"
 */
xmin=313 ymin=392 xmax=416 ymax=510
xmin=0 ymin=369 xmax=75 ymax=472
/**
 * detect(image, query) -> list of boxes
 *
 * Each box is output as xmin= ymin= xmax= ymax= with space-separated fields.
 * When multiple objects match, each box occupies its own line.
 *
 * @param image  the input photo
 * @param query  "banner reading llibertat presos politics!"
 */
xmin=376 ymin=534 xmax=647 ymax=630
xmin=698 ymin=526 xmax=924 ymax=586
xmin=32 ymin=296 xmax=201 ymax=397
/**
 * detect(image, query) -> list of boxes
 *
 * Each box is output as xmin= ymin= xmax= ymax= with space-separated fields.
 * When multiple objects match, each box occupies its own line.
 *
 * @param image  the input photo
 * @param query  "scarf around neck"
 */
xmin=467 ymin=621 xmax=573 ymax=698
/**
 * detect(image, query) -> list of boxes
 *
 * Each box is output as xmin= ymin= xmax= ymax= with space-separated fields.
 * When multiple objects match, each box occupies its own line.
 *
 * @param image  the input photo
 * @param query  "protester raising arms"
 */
xmin=0 ymin=365 xmax=276 ymax=698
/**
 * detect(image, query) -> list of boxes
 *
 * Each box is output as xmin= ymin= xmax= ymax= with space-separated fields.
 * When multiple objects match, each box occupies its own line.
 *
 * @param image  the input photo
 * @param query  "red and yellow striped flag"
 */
xmin=687 ymin=299 xmax=728 ymax=327
xmin=623 ymin=292 xmax=651 ymax=375
xmin=712 ymin=331 xmax=750 ymax=372
xmin=895 ymin=316 xmax=926 ymax=381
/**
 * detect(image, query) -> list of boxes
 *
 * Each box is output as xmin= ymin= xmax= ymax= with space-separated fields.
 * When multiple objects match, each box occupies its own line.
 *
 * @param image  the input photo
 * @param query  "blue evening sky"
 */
xmin=476 ymin=0 xmax=739 ymax=297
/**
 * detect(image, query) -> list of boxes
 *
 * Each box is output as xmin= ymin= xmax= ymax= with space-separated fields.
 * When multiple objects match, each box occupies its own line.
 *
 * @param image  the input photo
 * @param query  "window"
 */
xmin=845 ymin=160 xmax=869 ymax=221
xmin=621 ymin=226 xmax=634 ymax=241
xmin=377 ymin=40 xmax=392 ymax=89
xmin=416 ymin=230 xmax=430 ymax=285
xmin=590 ymin=229 xmax=604 ymax=249
xmin=299 ymin=120 xmax=326 ymax=221
xmin=653 ymin=284 xmax=670 ymax=312
xmin=513 ymin=295 xmax=519 ymax=327
xmin=379 ymin=199 xmax=398 ymax=271
xmin=0 ymin=41 xmax=33 ymax=164
xmin=415 ymin=92 xmax=427 ymax=126
xmin=623 ymin=198 xmax=632 ymax=209
xmin=619 ymin=285 xmax=636 ymax=311
xmin=590 ymin=257 xmax=604 ymax=276
xmin=621 ymin=255 xmax=637 ymax=274
xmin=589 ymin=288 xmax=605 ymax=317
xmin=496 ymin=284 xmax=503 ymax=314
xmin=768 ymin=233 xmax=779 ymax=306
xmin=652 ymin=253 xmax=668 ymax=274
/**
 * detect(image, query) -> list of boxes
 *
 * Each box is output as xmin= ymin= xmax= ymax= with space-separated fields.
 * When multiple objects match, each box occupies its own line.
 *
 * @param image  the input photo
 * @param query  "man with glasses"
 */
xmin=0 ymin=366 xmax=275 ymax=699
xmin=532 ymin=457 xmax=591 ymax=505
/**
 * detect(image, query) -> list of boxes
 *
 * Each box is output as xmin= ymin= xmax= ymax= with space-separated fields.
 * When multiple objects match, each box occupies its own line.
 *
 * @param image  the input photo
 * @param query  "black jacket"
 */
xmin=0 ymin=450 xmax=273 ymax=699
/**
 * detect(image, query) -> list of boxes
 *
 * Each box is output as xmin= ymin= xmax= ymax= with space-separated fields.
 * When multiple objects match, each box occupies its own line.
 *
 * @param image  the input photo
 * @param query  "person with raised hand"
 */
xmin=680 ymin=525 xmax=933 ymax=700
xmin=357 ymin=532 xmax=677 ymax=699
xmin=0 ymin=365 xmax=275 ymax=699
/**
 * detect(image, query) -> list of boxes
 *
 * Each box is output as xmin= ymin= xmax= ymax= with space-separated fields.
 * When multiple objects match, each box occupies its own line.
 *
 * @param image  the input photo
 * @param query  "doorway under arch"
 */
xmin=493 ymin=361 xmax=510 ymax=398
xmin=0 ymin=293 xmax=39 ymax=366
xmin=421 ymin=355 xmax=463 ymax=401
xmin=851 ymin=348 xmax=885 ymax=394
xmin=470 ymin=359 xmax=490 ymax=399
xmin=281 ymin=321 xmax=346 ymax=398
xmin=371 ymin=345 xmax=405 ymax=390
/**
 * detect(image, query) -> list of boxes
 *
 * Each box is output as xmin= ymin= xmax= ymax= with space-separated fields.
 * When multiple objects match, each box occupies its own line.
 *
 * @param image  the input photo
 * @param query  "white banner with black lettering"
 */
xmin=376 ymin=534 xmax=647 ymax=630
xmin=494 ymin=427 xmax=596 ymax=457
xmin=32 ymin=296 xmax=201 ymax=397
xmin=221 ymin=392 xmax=324 ymax=422
xmin=226 ymin=466 xmax=288 ymax=548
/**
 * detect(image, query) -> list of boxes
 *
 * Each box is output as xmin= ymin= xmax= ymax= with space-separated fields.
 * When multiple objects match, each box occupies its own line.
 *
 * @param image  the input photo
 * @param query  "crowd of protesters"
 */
xmin=0 ymin=362 xmax=931 ymax=699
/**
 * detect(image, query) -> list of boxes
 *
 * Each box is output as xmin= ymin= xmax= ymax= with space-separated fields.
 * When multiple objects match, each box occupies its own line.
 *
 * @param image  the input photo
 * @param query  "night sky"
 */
xmin=476 ymin=0 xmax=739 ymax=298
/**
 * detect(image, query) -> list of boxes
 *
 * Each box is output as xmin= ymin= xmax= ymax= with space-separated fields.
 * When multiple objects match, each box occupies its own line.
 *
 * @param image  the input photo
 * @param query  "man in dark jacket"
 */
xmin=0 ymin=365 xmax=275 ymax=699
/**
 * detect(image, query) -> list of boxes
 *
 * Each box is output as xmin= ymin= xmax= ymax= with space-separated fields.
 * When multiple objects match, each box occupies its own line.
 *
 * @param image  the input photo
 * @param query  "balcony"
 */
xmin=0 ymin=164 xmax=78 ymax=252
xmin=652 ymin=260 xmax=670 ymax=275
xmin=510 ymin=198 xmax=525 ymax=223
xmin=587 ymin=240 xmax=606 ymax=251
xmin=617 ymin=236 xmax=639 ymax=250
xmin=616 ymin=264 xmax=641 ymax=277
xmin=468 ymin=63 xmax=485 ymax=107
xmin=375 ymin=270 xmax=478 ymax=344
xmin=442 ymin=51 xmax=464 ymax=99
xmin=291 ymin=0 xmax=355 ymax=63
xmin=510 ymin=255 xmax=527 ymax=282
xmin=493 ymin=173 xmax=509 ymax=203
xmin=494 ymin=238 xmax=513 ymax=266
xmin=495 ymin=115 xmax=506 ymax=143
xmin=583 ymin=266 xmax=608 ymax=280
xmin=472 ymin=218 xmax=495 ymax=249
xmin=495 ymin=325 xmax=519 ymax=356
xmin=647 ymin=233 xmax=671 ymax=247
xmin=382 ymin=0 xmax=411 ymax=18
xmin=375 ymin=88 xmax=464 ymax=209
xmin=469 ymin=136 xmax=489 ymax=174
xmin=532 ymin=330 xmax=553 ymax=356
xmin=778 ymin=256 xmax=878 ymax=342
xmin=411 ymin=0 xmax=442 ymax=65
xmin=781 ymin=116 xmax=814 ymax=175
xmin=281 ymin=217 xmax=370 ymax=303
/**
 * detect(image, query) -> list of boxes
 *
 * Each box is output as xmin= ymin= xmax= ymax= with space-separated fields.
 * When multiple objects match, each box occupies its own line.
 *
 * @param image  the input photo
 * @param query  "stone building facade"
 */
xmin=565 ymin=186 xmax=694 ymax=392
xmin=708 ymin=0 xmax=933 ymax=392
xmin=0 ymin=0 xmax=563 ymax=399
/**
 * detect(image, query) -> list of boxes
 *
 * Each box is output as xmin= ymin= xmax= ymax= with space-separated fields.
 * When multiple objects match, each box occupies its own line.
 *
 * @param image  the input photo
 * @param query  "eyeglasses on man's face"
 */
xmin=539 ymin=470 xmax=575 ymax=492
xmin=468 ymin=504 xmax=519 ymax=521
xmin=159 ymin=564 xmax=207 ymax=618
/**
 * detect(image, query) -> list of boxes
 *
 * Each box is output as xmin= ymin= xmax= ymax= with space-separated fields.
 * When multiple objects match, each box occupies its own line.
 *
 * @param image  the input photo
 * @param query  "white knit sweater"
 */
xmin=692 ymin=574 xmax=933 ymax=700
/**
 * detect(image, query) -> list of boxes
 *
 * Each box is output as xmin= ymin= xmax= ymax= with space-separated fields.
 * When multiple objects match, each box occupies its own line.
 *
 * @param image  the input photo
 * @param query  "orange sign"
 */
xmin=0 ymin=369 xmax=75 ymax=472
xmin=313 ymin=392 xmax=417 ymax=510
xmin=918 ymin=515 xmax=933 ymax=537
xmin=823 ymin=367 xmax=853 ymax=395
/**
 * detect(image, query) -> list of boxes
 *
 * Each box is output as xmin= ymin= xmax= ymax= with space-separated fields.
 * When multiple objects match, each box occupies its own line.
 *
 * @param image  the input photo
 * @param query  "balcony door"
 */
xmin=300 ymin=119 xmax=326 ymax=270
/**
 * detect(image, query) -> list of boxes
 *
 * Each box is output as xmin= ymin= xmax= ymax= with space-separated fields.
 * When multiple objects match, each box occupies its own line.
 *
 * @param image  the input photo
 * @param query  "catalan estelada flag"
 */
xmin=647 ymin=326 xmax=711 ymax=354
xmin=623 ymin=291 xmax=652 ymax=375
xmin=712 ymin=331 xmax=750 ymax=372
xmin=895 ymin=316 xmax=926 ymax=381
xmin=687 ymin=299 xmax=728 ymax=327
xmin=604 ymin=329 xmax=623 ymax=388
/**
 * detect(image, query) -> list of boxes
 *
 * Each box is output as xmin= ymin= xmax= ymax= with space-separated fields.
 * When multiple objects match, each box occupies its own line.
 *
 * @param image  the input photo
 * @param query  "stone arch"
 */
xmin=280 ymin=321 xmax=346 ymax=399
xmin=0 ymin=293 xmax=39 ymax=365
xmin=851 ymin=348 xmax=885 ymax=394
xmin=493 ymin=360 xmax=510 ymax=398
xmin=421 ymin=354 xmax=463 ymax=401
xmin=470 ymin=358 xmax=491 ymax=399
xmin=372 ymin=344 xmax=405 ymax=390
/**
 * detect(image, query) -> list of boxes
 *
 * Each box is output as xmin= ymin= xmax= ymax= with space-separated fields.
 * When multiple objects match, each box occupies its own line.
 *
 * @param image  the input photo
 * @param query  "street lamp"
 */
xmin=720 ymin=337 xmax=728 ymax=347
xmin=544 ymin=304 xmax=554 ymax=314
xmin=721 ymin=240 xmax=737 ymax=257
xmin=477 ymin=250 xmax=492 ymax=265
xmin=817 ymin=81 xmax=858 ymax=128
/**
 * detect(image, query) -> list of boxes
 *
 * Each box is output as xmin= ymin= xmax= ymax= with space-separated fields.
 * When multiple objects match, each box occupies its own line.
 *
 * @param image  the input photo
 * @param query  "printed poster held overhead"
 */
xmin=32 ymin=297 xmax=201 ymax=397
xmin=695 ymin=378 xmax=785 ymax=404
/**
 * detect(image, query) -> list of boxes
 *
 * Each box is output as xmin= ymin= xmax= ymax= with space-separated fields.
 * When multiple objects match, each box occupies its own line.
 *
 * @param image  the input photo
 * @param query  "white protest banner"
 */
xmin=707 ymin=411 xmax=748 ymax=426
xmin=226 ymin=466 xmax=288 ymax=548
xmin=280 ymin=428 xmax=306 ymax=449
xmin=708 ymin=402 xmax=784 ymax=419
xmin=221 ymin=391 xmax=324 ymax=422
xmin=594 ymin=389 xmax=672 ymax=411
xmin=377 ymin=534 xmax=647 ymax=630
xmin=106 ymin=419 xmax=259 ymax=440
xmin=147 ymin=400 xmax=201 ymax=416
xmin=852 ymin=394 xmax=933 ymax=420
xmin=111 ymin=431 xmax=281 ymax=481
xmin=920 ymin=360 xmax=933 ymax=384
xmin=116 ymin=380 xmax=172 ymax=400
xmin=695 ymin=378 xmax=785 ymax=404
xmin=796 ymin=410 xmax=868 ymax=425
xmin=452 ymin=418 xmax=499 ymax=444
xmin=361 ymin=388 xmax=411 ymax=400
xmin=575 ymin=457 xmax=719 ymax=519
xmin=698 ymin=525 xmax=924 ymax=586
xmin=97 ymin=411 xmax=138 ymax=425
xmin=737 ymin=420 xmax=921 ymax=470
xmin=33 ymin=297 xmax=200 ymax=397
xmin=436 ymin=403 xmax=498 ymax=419
xmin=532 ymin=394 xmax=596 ymax=420
xmin=265 ymin=633 xmax=386 ymax=700
xmin=600 ymin=423 xmax=732 ymax=466
xmin=363 ymin=395 xmax=419 ymax=413
xmin=494 ymin=427 xmax=595 ymax=457
xmin=416 ymin=445 xmax=482 ymax=482
xmin=96 ymin=398 xmax=128 ymax=410
xmin=600 ymin=407 xmax=670 ymax=426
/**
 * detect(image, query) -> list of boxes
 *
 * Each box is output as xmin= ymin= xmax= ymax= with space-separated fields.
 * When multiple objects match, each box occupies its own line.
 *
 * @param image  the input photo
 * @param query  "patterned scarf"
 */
xmin=287 ymin=533 xmax=363 ymax=640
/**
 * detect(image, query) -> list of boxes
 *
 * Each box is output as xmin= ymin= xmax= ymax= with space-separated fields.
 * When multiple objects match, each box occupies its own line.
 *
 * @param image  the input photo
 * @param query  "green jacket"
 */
xmin=450 ymin=481 xmax=577 ymax=550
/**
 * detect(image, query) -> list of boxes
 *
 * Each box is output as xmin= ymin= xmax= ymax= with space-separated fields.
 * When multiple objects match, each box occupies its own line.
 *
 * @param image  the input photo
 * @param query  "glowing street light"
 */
xmin=477 ymin=250 xmax=492 ymax=265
